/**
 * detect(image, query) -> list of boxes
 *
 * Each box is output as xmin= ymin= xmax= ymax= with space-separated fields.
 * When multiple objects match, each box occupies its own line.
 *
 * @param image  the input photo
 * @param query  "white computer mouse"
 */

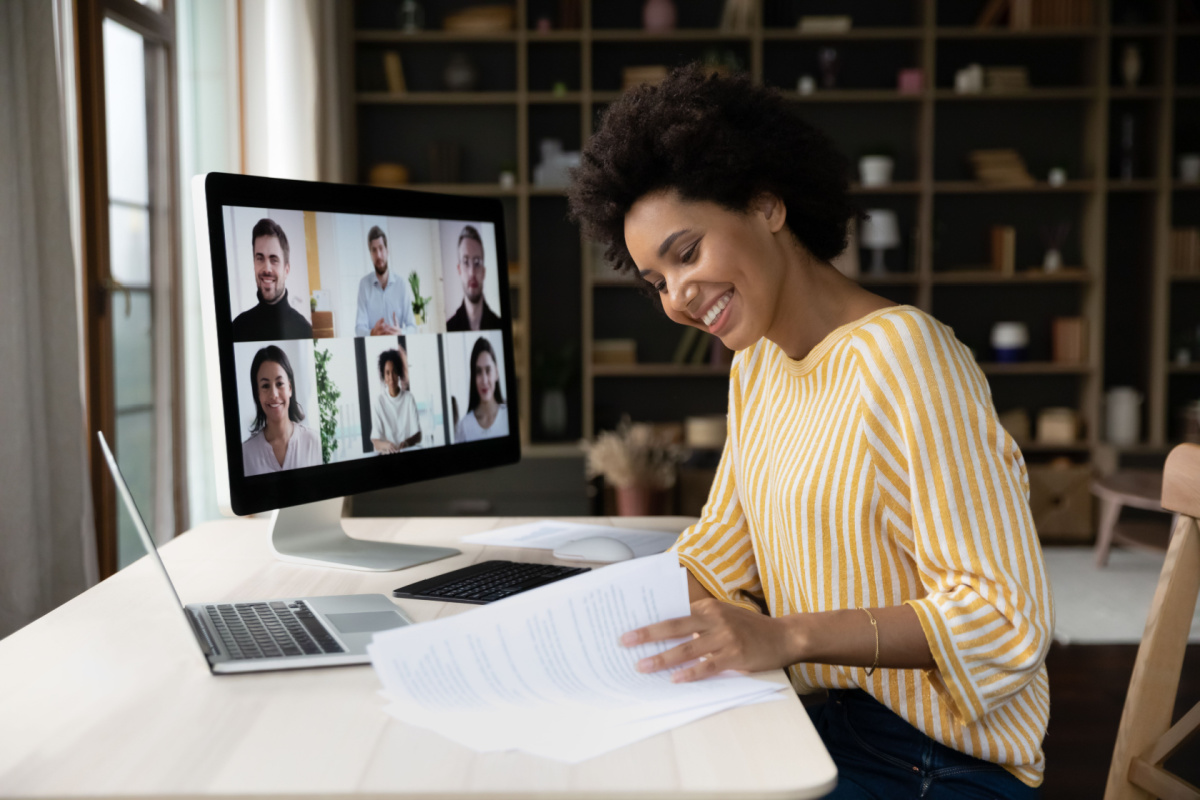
xmin=552 ymin=536 xmax=635 ymax=564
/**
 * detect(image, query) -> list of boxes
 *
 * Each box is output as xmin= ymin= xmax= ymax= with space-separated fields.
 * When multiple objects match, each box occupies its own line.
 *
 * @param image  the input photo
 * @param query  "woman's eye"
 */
xmin=681 ymin=243 xmax=699 ymax=264
xmin=653 ymin=279 xmax=667 ymax=293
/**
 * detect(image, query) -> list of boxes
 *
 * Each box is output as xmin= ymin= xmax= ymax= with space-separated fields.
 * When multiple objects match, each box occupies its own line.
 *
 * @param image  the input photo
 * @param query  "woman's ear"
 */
xmin=754 ymin=193 xmax=787 ymax=233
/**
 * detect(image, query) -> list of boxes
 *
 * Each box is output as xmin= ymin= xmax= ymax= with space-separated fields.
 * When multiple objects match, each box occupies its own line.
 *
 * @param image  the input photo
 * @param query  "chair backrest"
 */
xmin=1104 ymin=444 xmax=1200 ymax=800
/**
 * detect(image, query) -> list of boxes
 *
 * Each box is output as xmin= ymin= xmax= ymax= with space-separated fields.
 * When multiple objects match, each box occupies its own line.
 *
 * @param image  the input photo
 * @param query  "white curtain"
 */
xmin=178 ymin=0 xmax=347 ymax=530
xmin=0 ymin=0 xmax=98 ymax=638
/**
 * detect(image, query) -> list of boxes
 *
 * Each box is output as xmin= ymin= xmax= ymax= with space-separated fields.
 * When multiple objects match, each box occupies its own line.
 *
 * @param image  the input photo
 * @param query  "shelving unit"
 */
xmin=348 ymin=0 xmax=1198 ymax=468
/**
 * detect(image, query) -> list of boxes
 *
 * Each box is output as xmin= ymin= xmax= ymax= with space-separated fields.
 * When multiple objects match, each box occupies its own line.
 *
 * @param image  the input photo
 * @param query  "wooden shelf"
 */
xmin=349 ymin=10 xmax=1198 ymax=448
xmin=355 ymin=30 xmax=519 ymax=43
xmin=522 ymin=441 xmax=587 ymax=458
xmin=1108 ymin=179 xmax=1161 ymax=191
xmin=1109 ymin=87 xmax=1163 ymax=99
xmin=589 ymin=29 xmax=751 ymax=42
xmin=358 ymin=92 xmax=520 ymax=104
xmin=1168 ymin=363 xmax=1200 ymax=375
xmin=933 ymin=269 xmax=1090 ymax=284
xmin=527 ymin=91 xmax=584 ymax=103
xmin=592 ymin=364 xmax=731 ymax=378
xmin=933 ymin=88 xmax=1096 ymax=100
xmin=762 ymin=27 xmax=924 ymax=40
xmin=978 ymin=362 xmax=1091 ymax=375
xmin=850 ymin=181 xmax=922 ymax=194
xmin=933 ymin=180 xmax=1095 ymax=193
xmin=934 ymin=26 xmax=1099 ymax=38
xmin=782 ymin=90 xmax=922 ymax=103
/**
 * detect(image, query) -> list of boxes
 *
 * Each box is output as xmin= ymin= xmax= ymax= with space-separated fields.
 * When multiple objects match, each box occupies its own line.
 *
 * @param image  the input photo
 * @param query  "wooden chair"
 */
xmin=1104 ymin=444 xmax=1200 ymax=800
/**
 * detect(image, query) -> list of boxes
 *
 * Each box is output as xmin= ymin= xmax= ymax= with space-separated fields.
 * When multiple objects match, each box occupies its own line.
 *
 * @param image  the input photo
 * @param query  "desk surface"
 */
xmin=0 ymin=516 xmax=836 ymax=799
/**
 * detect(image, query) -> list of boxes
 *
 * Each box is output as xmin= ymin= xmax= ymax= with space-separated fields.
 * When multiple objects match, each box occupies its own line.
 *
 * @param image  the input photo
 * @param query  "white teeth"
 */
xmin=702 ymin=291 xmax=732 ymax=326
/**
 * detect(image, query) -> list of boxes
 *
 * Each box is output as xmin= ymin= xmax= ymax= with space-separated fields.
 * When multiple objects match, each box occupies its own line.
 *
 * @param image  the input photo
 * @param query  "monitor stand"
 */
xmin=267 ymin=497 xmax=460 ymax=572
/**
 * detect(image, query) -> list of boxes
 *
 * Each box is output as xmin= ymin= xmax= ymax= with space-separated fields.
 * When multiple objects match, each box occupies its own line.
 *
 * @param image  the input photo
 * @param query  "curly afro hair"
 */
xmin=568 ymin=64 xmax=859 ymax=276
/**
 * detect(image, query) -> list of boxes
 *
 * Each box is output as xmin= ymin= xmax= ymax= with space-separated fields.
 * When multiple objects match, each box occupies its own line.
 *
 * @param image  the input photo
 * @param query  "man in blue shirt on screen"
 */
xmin=355 ymin=225 xmax=416 ymax=337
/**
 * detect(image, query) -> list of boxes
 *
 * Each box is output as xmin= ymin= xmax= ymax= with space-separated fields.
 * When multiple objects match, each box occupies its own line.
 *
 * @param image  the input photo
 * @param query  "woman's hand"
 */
xmin=620 ymin=598 xmax=804 ymax=683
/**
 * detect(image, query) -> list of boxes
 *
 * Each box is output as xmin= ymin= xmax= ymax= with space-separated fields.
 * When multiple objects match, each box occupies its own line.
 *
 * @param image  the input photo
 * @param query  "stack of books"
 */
xmin=985 ymin=66 xmax=1029 ymax=92
xmin=970 ymin=149 xmax=1035 ymax=186
xmin=1171 ymin=228 xmax=1200 ymax=275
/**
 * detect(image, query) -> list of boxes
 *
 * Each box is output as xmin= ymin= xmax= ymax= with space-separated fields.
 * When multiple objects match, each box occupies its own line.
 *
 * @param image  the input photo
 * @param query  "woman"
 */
xmin=454 ymin=337 xmax=508 ymax=442
xmin=242 ymin=345 xmax=321 ymax=475
xmin=371 ymin=348 xmax=421 ymax=454
xmin=568 ymin=66 xmax=1050 ymax=798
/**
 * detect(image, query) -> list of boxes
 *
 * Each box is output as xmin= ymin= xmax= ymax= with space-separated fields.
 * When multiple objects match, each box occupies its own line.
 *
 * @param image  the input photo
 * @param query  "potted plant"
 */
xmin=314 ymin=346 xmax=341 ymax=464
xmin=586 ymin=416 xmax=685 ymax=516
xmin=858 ymin=145 xmax=895 ymax=187
xmin=408 ymin=271 xmax=432 ymax=326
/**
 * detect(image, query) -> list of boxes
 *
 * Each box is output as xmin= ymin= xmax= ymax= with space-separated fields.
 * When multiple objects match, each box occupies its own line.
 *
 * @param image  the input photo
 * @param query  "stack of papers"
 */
xmin=369 ymin=553 xmax=784 ymax=762
xmin=461 ymin=520 xmax=680 ymax=557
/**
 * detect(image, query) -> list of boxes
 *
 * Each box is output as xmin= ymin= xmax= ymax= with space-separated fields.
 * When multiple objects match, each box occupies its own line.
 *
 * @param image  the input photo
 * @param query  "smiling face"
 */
xmin=253 ymin=235 xmax=290 ymax=303
xmin=370 ymin=236 xmax=388 ymax=277
xmin=624 ymin=190 xmax=791 ymax=352
xmin=457 ymin=238 xmax=485 ymax=304
xmin=473 ymin=350 xmax=497 ymax=405
xmin=382 ymin=358 xmax=401 ymax=397
xmin=255 ymin=360 xmax=292 ymax=425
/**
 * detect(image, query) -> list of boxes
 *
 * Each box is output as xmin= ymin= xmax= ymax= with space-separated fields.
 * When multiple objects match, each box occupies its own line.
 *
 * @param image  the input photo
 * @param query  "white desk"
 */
xmin=0 ymin=516 xmax=836 ymax=798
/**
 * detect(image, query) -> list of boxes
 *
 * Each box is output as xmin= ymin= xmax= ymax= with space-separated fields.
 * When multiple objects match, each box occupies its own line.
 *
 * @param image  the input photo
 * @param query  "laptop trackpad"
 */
xmin=325 ymin=611 xmax=408 ymax=634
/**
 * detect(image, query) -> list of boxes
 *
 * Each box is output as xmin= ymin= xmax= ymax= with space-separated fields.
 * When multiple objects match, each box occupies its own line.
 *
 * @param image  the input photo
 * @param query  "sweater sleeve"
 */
xmin=855 ymin=311 xmax=1053 ymax=726
xmin=671 ymin=362 xmax=763 ymax=614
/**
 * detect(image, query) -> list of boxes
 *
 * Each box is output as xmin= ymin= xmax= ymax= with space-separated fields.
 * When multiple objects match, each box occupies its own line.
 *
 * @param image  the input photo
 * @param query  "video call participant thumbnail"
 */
xmin=355 ymin=225 xmax=416 ymax=337
xmin=231 ymin=218 xmax=313 ymax=341
xmin=446 ymin=225 xmax=501 ymax=332
xmin=370 ymin=347 xmax=421 ymax=454
xmin=454 ymin=336 xmax=508 ymax=442
xmin=242 ymin=345 xmax=322 ymax=475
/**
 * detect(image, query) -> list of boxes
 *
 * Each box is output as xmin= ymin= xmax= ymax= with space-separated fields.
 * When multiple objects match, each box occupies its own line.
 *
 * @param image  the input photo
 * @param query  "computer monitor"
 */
xmin=192 ymin=172 xmax=520 ymax=571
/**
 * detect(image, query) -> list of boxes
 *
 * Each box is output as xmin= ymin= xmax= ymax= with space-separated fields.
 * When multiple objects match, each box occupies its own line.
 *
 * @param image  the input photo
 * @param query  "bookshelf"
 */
xmin=347 ymin=0 xmax=1196 ymax=470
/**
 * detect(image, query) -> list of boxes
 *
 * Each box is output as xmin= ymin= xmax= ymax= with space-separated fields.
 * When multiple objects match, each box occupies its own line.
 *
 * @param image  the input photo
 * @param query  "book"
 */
xmin=798 ymin=15 xmax=852 ymax=33
xmin=991 ymin=225 xmax=1017 ymax=275
xmin=672 ymin=326 xmax=702 ymax=364
xmin=1052 ymin=317 xmax=1087 ymax=363
xmin=383 ymin=51 xmax=406 ymax=94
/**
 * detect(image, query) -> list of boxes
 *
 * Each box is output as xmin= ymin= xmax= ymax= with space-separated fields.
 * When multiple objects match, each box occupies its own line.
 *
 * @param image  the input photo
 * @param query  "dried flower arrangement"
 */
xmin=585 ymin=416 xmax=685 ymax=490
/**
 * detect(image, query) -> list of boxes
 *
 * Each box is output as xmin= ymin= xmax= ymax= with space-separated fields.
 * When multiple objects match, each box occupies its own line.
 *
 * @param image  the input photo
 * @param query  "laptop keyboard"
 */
xmin=205 ymin=600 xmax=344 ymax=660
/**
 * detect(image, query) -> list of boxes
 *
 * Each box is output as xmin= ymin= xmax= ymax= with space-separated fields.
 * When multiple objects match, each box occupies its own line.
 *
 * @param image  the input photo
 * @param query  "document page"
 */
xmin=461 ymin=520 xmax=680 ymax=557
xmin=369 ymin=553 xmax=782 ymax=760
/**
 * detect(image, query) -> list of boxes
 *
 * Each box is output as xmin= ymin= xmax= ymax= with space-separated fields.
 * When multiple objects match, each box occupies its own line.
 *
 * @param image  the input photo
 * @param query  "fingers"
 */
xmin=635 ymin=635 xmax=709 ymax=673
xmin=668 ymin=656 xmax=724 ymax=684
xmin=620 ymin=614 xmax=703 ymax=647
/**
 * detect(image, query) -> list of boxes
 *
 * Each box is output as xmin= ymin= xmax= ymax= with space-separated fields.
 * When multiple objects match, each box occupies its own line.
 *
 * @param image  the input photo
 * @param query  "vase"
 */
xmin=444 ymin=52 xmax=478 ymax=91
xmin=540 ymin=388 xmax=568 ymax=439
xmin=616 ymin=486 xmax=668 ymax=516
xmin=858 ymin=156 xmax=894 ymax=187
xmin=1122 ymin=44 xmax=1141 ymax=88
xmin=642 ymin=0 xmax=676 ymax=33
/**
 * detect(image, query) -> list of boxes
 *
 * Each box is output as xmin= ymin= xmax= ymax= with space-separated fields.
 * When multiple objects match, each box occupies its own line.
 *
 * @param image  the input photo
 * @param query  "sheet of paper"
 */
xmin=461 ymin=520 xmax=680 ymax=558
xmin=369 ymin=552 xmax=782 ymax=761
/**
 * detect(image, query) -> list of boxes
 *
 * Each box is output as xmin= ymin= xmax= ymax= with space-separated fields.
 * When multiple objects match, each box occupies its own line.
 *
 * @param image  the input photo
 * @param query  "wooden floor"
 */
xmin=1042 ymin=643 xmax=1200 ymax=797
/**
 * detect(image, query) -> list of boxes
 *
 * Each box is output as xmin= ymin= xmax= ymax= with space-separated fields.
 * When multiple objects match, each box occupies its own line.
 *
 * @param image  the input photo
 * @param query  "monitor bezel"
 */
xmin=198 ymin=172 xmax=520 ymax=517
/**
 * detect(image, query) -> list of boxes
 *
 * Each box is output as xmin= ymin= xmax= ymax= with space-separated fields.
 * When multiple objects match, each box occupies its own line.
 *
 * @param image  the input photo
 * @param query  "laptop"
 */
xmin=98 ymin=432 xmax=413 ymax=674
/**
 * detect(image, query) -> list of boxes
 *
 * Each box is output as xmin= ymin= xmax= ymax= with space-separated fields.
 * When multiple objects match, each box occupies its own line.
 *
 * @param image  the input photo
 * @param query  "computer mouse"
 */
xmin=552 ymin=536 xmax=635 ymax=564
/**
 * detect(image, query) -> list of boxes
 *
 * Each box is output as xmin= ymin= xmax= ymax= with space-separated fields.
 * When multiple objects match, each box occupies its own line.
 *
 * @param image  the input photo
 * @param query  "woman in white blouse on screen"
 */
xmin=241 ymin=345 xmax=322 ymax=475
xmin=454 ymin=337 xmax=508 ymax=442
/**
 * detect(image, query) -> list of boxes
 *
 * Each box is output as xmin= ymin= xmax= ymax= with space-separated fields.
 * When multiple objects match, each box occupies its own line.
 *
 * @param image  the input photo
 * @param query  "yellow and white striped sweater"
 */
xmin=673 ymin=305 xmax=1053 ymax=787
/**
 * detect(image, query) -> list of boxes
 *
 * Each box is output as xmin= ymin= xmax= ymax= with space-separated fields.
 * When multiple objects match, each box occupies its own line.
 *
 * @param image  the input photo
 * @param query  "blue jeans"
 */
xmin=807 ymin=690 xmax=1039 ymax=799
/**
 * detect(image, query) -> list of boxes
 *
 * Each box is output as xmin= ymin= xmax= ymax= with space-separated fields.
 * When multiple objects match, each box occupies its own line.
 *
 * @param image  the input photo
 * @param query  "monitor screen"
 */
xmin=194 ymin=173 xmax=519 ymax=516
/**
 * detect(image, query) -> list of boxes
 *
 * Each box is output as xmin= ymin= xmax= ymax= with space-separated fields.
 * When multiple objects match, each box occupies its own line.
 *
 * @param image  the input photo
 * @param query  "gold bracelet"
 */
xmin=861 ymin=608 xmax=879 ymax=677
